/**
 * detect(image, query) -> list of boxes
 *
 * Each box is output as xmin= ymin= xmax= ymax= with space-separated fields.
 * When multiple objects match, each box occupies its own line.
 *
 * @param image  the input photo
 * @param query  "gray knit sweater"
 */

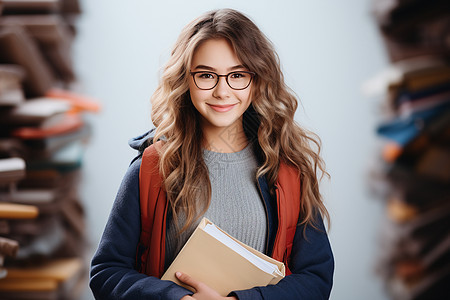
xmin=165 ymin=144 xmax=267 ymax=268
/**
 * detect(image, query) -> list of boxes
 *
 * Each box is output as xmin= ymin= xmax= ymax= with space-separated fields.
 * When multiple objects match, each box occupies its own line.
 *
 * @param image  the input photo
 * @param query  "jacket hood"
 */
xmin=128 ymin=128 xmax=156 ymax=155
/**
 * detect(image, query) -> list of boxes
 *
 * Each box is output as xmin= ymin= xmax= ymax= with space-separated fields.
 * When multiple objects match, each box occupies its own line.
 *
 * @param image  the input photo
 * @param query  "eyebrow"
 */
xmin=192 ymin=64 xmax=247 ymax=72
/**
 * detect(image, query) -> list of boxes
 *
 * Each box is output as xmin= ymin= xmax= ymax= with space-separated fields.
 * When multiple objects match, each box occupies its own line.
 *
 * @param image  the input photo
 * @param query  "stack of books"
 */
xmin=0 ymin=1 xmax=98 ymax=299
xmin=364 ymin=1 xmax=450 ymax=299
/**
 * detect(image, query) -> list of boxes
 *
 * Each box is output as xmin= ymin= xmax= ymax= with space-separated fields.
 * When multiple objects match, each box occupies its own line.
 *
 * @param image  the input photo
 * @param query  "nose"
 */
xmin=212 ymin=76 xmax=230 ymax=99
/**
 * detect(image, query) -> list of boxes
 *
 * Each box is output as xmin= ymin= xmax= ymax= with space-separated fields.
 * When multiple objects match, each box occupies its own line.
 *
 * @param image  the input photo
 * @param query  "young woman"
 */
xmin=90 ymin=8 xmax=334 ymax=300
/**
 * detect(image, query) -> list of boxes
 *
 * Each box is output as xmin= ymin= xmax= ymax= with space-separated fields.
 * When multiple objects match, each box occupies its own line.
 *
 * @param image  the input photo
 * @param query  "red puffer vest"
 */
xmin=136 ymin=143 xmax=301 ymax=277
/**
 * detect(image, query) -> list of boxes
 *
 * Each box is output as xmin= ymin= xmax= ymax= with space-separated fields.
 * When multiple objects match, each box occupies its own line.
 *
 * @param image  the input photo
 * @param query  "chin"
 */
xmin=213 ymin=118 xmax=241 ymax=128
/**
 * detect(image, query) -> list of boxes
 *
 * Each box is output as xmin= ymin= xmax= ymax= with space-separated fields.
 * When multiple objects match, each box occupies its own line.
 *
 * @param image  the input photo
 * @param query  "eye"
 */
xmin=197 ymin=72 xmax=216 ymax=79
xmin=229 ymin=72 xmax=247 ymax=79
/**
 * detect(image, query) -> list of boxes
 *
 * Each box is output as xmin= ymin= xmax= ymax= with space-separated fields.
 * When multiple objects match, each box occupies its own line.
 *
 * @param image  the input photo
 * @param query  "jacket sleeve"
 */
xmin=89 ymin=158 xmax=192 ymax=300
xmin=230 ymin=214 xmax=334 ymax=300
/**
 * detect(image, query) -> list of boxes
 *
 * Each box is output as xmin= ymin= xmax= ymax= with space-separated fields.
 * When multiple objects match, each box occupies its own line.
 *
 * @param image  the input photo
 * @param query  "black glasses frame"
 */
xmin=190 ymin=71 xmax=256 ymax=90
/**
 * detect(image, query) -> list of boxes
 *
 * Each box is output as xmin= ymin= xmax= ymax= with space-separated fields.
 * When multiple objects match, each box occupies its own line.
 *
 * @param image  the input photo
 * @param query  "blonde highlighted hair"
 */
xmin=151 ymin=8 xmax=329 ymax=233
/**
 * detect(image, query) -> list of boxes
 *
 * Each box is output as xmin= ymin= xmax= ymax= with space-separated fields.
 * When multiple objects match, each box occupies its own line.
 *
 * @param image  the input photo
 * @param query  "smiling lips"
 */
xmin=207 ymin=103 xmax=237 ymax=112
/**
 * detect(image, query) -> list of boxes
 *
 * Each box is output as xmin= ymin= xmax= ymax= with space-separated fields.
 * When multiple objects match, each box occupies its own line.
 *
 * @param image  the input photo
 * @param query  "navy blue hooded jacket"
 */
xmin=89 ymin=130 xmax=334 ymax=299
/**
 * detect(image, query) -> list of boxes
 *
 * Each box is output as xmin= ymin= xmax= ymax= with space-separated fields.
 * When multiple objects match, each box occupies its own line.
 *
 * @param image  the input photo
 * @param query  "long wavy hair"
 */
xmin=151 ymin=8 xmax=330 ymax=234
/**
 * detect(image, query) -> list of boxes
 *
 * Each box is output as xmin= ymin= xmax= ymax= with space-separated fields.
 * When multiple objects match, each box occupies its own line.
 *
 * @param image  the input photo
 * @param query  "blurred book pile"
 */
xmin=364 ymin=0 xmax=450 ymax=299
xmin=0 ymin=1 xmax=99 ymax=299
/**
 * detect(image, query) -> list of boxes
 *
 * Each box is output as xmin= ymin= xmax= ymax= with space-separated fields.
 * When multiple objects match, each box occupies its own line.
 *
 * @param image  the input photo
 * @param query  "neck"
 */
xmin=202 ymin=121 xmax=249 ymax=153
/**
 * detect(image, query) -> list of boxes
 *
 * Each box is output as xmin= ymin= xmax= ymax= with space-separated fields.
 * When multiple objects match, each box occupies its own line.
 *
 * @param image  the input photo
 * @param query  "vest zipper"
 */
xmin=256 ymin=178 xmax=270 ymax=255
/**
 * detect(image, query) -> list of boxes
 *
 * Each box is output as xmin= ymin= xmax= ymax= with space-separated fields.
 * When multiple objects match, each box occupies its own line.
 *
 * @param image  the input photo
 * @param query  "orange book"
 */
xmin=0 ymin=202 xmax=39 ymax=219
xmin=46 ymin=88 xmax=101 ymax=113
xmin=12 ymin=113 xmax=83 ymax=139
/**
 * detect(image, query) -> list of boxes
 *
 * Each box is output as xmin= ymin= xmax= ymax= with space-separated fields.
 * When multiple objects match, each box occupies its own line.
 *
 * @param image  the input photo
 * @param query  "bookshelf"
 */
xmin=365 ymin=1 xmax=450 ymax=299
xmin=0 ymin=1 xmax=98 ymax=299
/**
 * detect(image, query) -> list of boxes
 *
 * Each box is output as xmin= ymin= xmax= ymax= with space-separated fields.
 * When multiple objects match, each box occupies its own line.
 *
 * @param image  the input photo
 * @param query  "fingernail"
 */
xmin=176 ymin=272 xmax=181 ymax=277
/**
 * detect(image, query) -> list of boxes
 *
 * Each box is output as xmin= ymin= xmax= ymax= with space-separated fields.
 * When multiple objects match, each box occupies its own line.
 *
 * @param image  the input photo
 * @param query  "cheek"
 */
xmin=242 ymin=84 xmax=253 ymax=102
xmin=189 ymin=81 xmax=199 ymax=103
xmin=237 ymin=89 xmax=252 ymax=104
xmin=189 ymin=87 xmax=208 ymax=111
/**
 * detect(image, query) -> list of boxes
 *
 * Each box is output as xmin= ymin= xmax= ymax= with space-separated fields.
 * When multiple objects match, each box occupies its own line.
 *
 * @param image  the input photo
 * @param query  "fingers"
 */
xmin=176 ymin=272 xmax=200 ymax=290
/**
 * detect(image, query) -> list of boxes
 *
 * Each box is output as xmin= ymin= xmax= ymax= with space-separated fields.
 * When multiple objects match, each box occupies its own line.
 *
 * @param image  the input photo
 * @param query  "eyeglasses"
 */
xmin=190 ymin=71 xmax=256 ymax=90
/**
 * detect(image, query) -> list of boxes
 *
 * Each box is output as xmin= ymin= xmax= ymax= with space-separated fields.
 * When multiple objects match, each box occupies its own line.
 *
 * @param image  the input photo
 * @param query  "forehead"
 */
xmin=191 ymin=38 xmax=242 ymax=70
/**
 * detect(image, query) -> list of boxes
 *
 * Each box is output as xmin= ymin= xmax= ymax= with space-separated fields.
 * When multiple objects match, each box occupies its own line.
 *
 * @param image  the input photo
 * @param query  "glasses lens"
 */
xmin=227 ymin=72 xmax=252 ymax=89
xmin=193 ymin=71 xmax=253 ymax=90
xmin=194 ymin=72 xmax=217 ymax=89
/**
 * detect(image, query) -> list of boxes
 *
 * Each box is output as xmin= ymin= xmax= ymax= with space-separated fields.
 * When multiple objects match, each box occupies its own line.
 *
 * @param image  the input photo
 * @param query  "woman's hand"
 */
xmin=177 ymin=272 xmax=238 ymax=300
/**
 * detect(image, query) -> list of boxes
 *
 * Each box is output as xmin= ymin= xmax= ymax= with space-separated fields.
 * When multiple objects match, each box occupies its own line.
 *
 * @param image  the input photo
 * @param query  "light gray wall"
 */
xmin=74 ymin=1 xmax=390 ymax=299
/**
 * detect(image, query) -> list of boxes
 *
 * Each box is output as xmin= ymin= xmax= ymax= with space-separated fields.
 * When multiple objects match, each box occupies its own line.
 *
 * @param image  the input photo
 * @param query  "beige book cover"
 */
xmin=162 ymin=218 xmax=285 ymax=296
